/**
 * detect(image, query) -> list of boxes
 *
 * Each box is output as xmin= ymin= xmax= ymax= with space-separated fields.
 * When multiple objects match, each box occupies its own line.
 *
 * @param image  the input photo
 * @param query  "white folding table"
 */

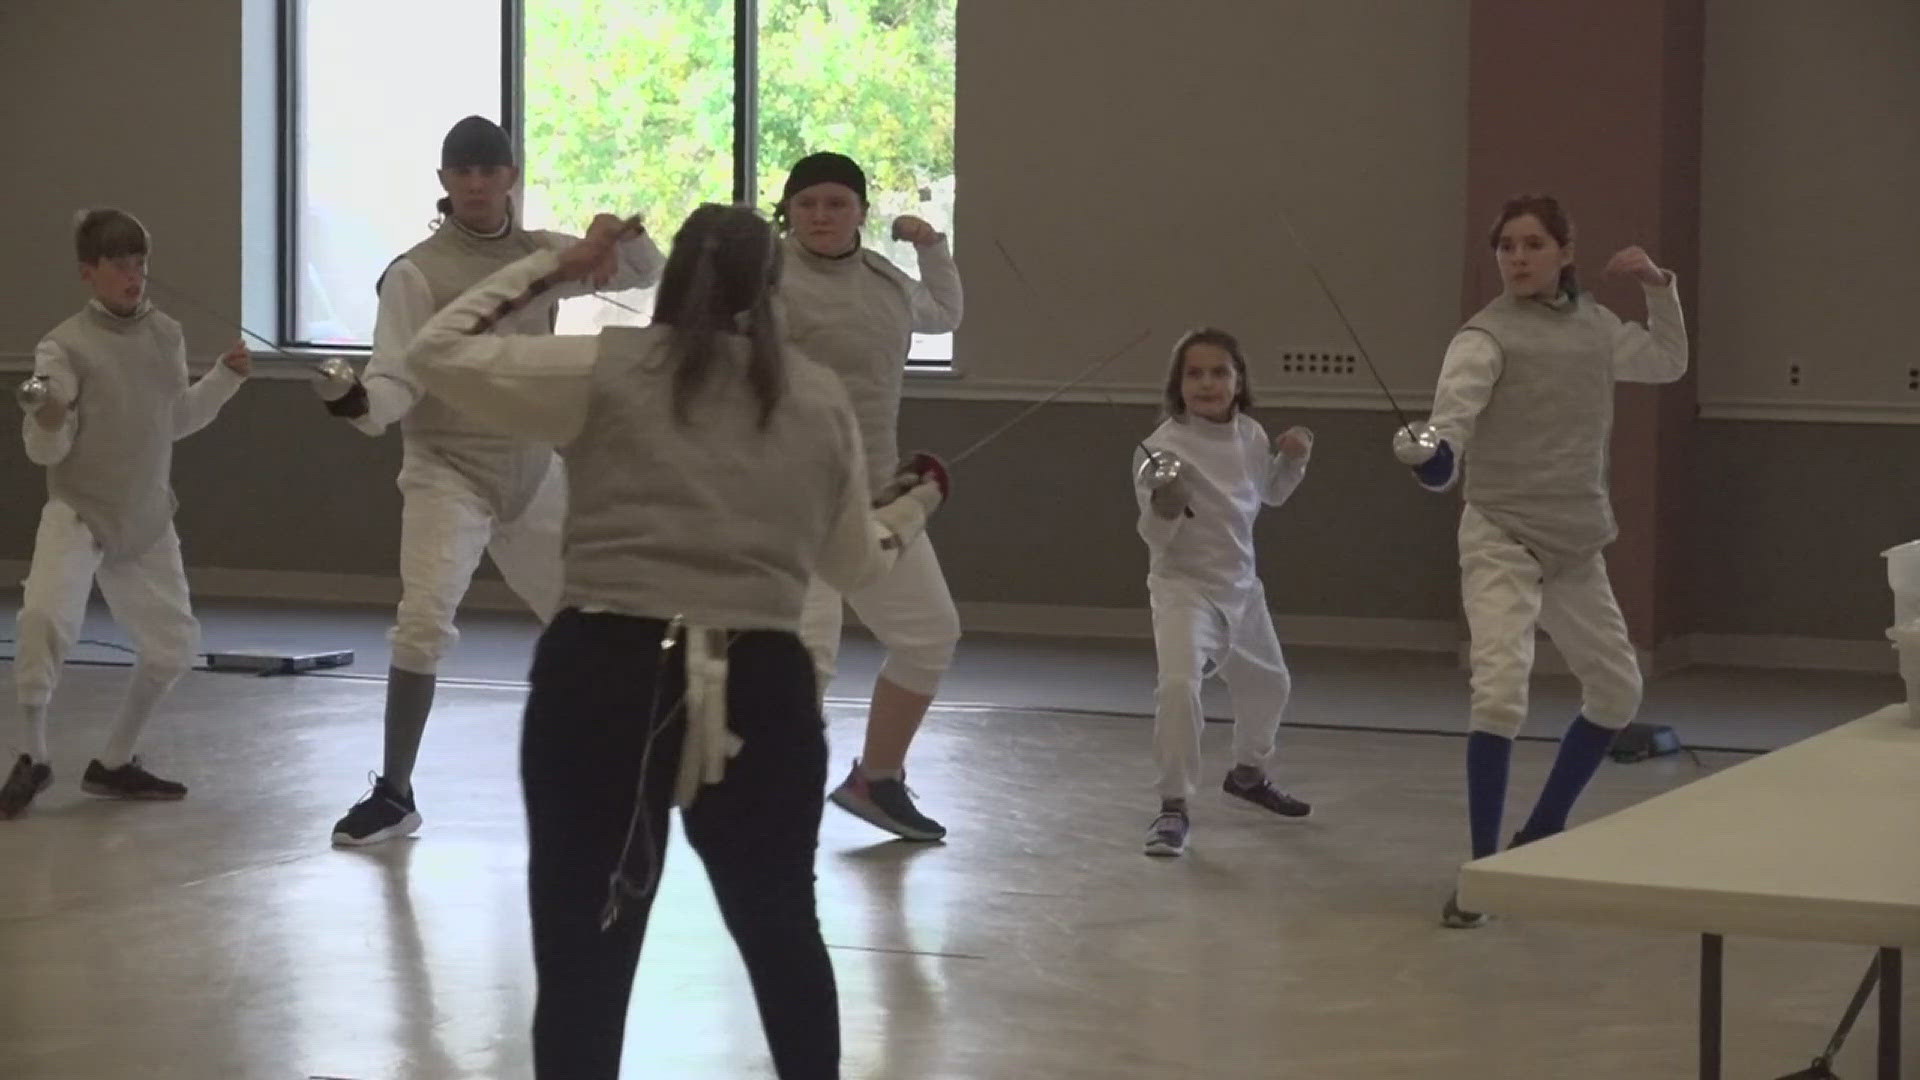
xmin=1459 ymin=704 xmax=1920 ymax=1078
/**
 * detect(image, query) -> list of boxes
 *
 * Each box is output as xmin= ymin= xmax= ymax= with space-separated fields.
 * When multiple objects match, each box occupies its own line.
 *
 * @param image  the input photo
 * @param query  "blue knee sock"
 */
xmin=1519 ymin=715 xmax=1615 ymax=840
xmin=1466 ymin=731 xmax=1513 ymax=860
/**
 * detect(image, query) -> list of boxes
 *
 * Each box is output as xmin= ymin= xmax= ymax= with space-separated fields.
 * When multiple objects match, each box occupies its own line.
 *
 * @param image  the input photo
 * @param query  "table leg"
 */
xmin=1702 ymin=933 xmax=1723 ymax=1080
xmin=1879 ymin=948 xmax=1902 ymax=1080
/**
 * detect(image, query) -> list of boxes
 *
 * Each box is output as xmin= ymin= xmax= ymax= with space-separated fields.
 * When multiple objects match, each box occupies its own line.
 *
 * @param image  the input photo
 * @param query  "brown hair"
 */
xmin=74 ymin=208 xmax=150 ymax=264
xmin=651 ymin=203 xmax=787 ymax=429
xmin=1488 ymin=194 xmax=1578 ymax=297
xmin=1161 ymin=327 xmax=1253 ymax=420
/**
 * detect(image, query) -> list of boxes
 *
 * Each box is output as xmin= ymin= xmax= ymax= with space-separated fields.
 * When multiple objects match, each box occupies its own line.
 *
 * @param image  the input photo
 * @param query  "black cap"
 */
xmin=782 ymin=152 xmax=867 ymax=204
xmin=441 ymin=115 xmax=514 ymax=168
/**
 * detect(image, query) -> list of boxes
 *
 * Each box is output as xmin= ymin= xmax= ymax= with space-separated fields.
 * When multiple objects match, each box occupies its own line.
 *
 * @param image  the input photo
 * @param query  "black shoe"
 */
xmin=1509 ymin=824 xmax=1562 ymax=849
xmin=81 ymin=757 xmax=187 ymax=800
xmin=0 ymin=754 xmax=53 ymax=819
xmin=331 ymin=774 xmax=422 ymax=847
xmin=1222 ymin=768 xmax=1311 ymax=817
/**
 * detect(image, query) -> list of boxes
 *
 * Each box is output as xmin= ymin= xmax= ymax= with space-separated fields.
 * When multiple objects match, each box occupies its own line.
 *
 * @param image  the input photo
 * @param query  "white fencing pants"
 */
xmin=1459 ymin=504 xmax=1642 ymax=739
xmin=14 ymin=501 xmax=199 ymax=760
xmin=1150 ymin=576 xmax=1292 ymax=801
xmin=798 ymin=536 xmax=959 ymax=699
xmin=389 ymin=458 xmax=566 ymax=675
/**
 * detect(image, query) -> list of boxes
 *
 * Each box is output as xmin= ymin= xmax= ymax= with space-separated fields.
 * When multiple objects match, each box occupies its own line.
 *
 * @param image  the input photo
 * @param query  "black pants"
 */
xmin=523 ymin=610 xmax=839 ymax=1079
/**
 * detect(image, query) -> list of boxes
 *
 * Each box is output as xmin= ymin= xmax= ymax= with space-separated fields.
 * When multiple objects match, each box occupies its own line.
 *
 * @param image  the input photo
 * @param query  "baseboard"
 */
xmin=948 ymin=602 xmax=1898 ymax=675
xmin=0 ymin=562 xmax=1896 ymax=674
xmin=0 ymin=561 xmax=528 ymax=613
xmin=1682 ymin=632 xmax=1896 ymax=674
xmin=952 ymin=601 xmax=1460 ymax=652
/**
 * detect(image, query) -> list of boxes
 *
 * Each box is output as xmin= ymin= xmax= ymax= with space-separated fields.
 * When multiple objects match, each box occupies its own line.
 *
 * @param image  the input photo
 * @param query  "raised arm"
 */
xmin=1602 ymin=262 xmax=1687 ymax=384
xmin=534 ymin=217 xmax=666 ymax=298
xmin=1261 ymin=425 xmax=1312 ymax=507
xmin=335 ymin=259 xmax=441 ymax=435
xmin=405 ymin=248 xmax=599 ymax=447
xmin=890 ymin=216 xmax=962 ymax=333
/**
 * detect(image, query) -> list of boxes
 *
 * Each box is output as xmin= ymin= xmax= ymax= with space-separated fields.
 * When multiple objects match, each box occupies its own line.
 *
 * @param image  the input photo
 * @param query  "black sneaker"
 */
xmin=81 ymin=758 xmax=187 ymax=800
xmin=828 ymin=762 xmax=946 ymax=841
xmin=1143 ymin=809 xmax=1190 ymax=857
xmin=331 ymin=774 xmax=422 ymax=847
xmin=1222 ymin=768 xmax=1312 ymax=817
xmin=1440 ymin=890 xmax=1489 ymax=929
xmin=0 ymin=754 xmax=53 ymax=819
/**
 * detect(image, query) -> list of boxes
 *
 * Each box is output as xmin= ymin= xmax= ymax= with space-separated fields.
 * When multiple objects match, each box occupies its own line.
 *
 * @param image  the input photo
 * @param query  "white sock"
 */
xmin=99 ymin=663 xmax=178 ymax=768
xmin=19 ymin=704 xmax=49 ymax=763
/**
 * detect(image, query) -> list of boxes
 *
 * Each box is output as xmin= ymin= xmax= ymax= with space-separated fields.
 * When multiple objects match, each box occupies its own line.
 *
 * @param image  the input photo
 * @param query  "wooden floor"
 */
xmin=0 ymin=659 xmax=1910 ymax=1078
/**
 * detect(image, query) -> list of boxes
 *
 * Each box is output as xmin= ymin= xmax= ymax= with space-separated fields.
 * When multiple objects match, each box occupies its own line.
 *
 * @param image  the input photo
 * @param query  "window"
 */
xmin=284 ymin=0 xmax=957 ymax=363
xmin=283 ymin=0 xmax=507 ymax=347
xmin=754 ymin=0 xmax=958 ymax=362
xmin=520 ymin=0 xmax=736 ymax=334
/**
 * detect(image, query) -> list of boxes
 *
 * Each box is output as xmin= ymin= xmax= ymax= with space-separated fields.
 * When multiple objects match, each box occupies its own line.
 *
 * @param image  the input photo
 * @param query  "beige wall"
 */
xmin=0 ymin=0 xmax=245 ymax=365
xmin=951 ymin=0 xmax=1470 ymax=401
xmin=1685 ymin=0 xmax=1920 ymax=643
xmin=1691 ymin=421 xmax=1915 ymax=639
xmin=1698 ymin=0 xmax=1920 ymax=418
xmin=0 ymin=0 xmax=1911 ymax=648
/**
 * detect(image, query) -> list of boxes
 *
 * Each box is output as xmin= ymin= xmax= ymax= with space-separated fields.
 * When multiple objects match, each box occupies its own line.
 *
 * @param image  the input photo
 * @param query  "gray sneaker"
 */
xmin=1143 ymin=810 xmax=1189 ymax=857
xmin=1223 ymin=767 xmax=1311 ymax=817
xmin=829 ymin=762 xmax=946 ymax=841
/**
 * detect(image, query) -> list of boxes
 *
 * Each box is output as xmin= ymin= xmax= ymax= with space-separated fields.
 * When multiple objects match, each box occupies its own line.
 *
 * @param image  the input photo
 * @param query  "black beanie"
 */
xmin=442 ymin=116 xmax=514 ymax=168
xmin=782 ymin=152 xmax=867 ymax=204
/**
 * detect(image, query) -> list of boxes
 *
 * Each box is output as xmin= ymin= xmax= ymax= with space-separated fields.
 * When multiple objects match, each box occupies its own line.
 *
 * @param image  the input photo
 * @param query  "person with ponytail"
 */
xmin=317 ymin=115 xmax=664 ymax=849
xmin=774 ymin=151 xmax=964 ymax=842
xmin=1390 ymin=194 xmax=1688 ymax=928
xmin=406 ymin=203 xmax=950 ymax=1079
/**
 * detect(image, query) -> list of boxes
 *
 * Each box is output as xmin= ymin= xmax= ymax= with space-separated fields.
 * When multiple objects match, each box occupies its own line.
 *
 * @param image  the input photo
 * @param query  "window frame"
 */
xmin=279 ymin=0 xmax=952 ymax=369
xmin=276 ymin=0 xmax=519 ymax=351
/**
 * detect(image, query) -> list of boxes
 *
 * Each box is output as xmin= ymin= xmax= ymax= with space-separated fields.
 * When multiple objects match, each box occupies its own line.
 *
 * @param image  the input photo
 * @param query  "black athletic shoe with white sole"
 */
xmin=81 ymin=758 xmax=186 ymax=800
xmin=331 ymin=774 xmax=422 ymax=846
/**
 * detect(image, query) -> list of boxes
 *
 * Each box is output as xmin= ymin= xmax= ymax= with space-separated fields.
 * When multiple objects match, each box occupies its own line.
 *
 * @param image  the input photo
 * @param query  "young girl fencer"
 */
xmin=1392 ymin=194 xmax=1686 ymax=928
xmin=1135 ymin=327 xmax=1315 ymax=857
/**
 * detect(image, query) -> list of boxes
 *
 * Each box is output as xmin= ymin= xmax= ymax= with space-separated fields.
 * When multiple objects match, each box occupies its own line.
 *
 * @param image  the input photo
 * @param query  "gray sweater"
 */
xmin=776 ymin=236 xmax=962 ymax=491
xmin=404 ymin=249 xmax=928 ymax=631
xmin=358 ymin=215 xmax=662 ymax=517
xmin=24 ymin=301 xmax=243 ymax=556
xmin=1426 ymin=276 xmax=1687 ymax=570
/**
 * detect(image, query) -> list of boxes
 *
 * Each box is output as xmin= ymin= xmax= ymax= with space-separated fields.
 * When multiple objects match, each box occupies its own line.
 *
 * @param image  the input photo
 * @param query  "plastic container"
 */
xmin=1889 ymin=622 xmax=1920 ymax=726
xmin=1884 ymin=540 xmax=1920 ymax=628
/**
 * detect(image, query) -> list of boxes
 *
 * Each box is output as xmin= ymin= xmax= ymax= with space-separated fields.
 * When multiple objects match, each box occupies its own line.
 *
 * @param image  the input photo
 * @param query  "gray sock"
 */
xmin=381 ymin=667 xmax=437 ymax=798
xmin=19 ymin=704 xmax=50 ymax=763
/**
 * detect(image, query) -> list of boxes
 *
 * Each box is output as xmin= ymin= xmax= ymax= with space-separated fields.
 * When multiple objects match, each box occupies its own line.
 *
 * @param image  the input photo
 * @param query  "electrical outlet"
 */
xmin=1788 ymin=360 xmax=1803 ymax=389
